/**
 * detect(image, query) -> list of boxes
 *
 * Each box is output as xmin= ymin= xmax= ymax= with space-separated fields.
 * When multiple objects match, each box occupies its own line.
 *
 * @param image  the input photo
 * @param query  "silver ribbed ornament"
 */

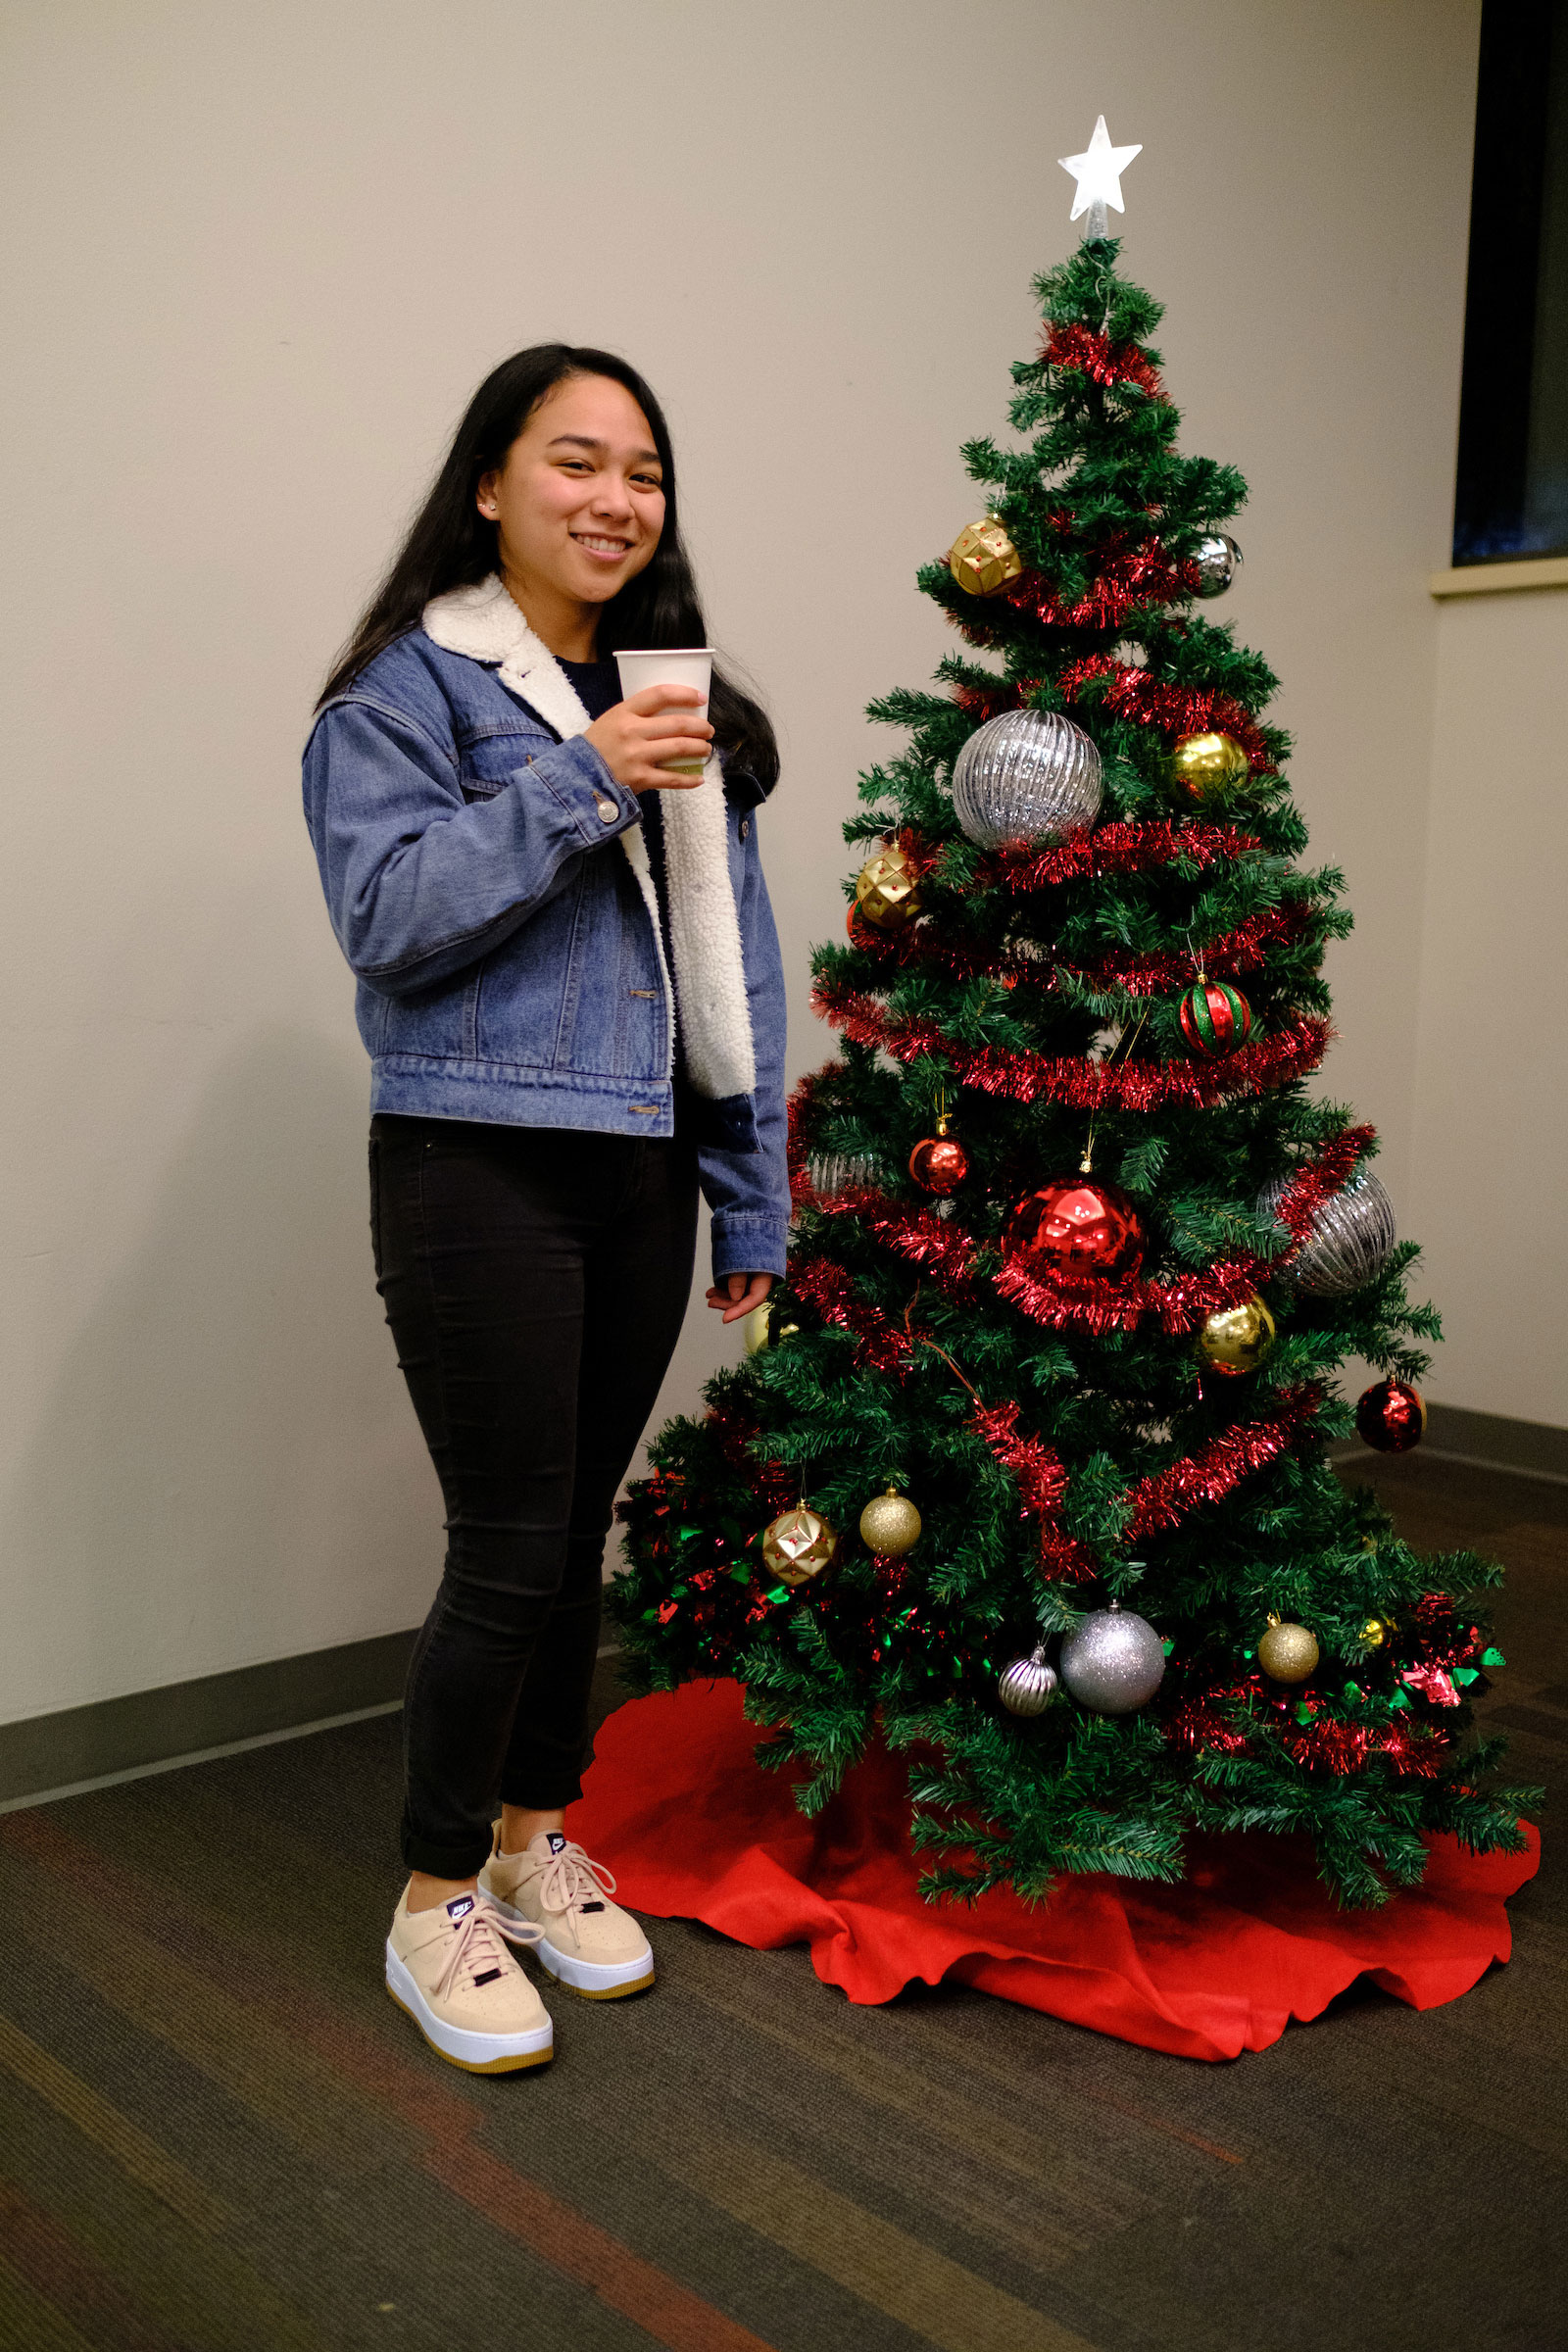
xmin=998 ymin=1644 xmax=1058 ymax=1718
xmin=807 ymin=1151 xmax=877 ymax=1199
xmin=1058 ymin=1604 xmax=1165 ymax=1714
xmin=949 ymin=710 xmax=1102 ymax=848
xmin=1191 ymin=533 xmax=1243 ymax=597
xmin=1256 ymin=1168 xmax=1396 ymax=1298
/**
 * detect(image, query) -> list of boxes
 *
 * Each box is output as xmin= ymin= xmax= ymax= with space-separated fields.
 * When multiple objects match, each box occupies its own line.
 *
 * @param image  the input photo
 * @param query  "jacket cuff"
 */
xmin=710 ymin=1212 xmax=790 ymax=1285
xmin=533 ymin=735 xmax=642 ymax=844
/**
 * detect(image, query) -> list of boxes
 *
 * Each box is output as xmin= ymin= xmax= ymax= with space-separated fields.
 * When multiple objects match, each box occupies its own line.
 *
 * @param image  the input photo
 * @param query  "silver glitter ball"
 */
xmin=1058 ymin=1606 xmax=1165 ymax=1714
xmin=949 ymin=709 xmax=1102 ymax=848
xmin=1256 ymin=1167 xmax=1396 ymax=1298
xmin=807 ymin=1151 xmax=877 ymax=1198
xmin=998 ymin=1643 xmax=1058 ymax=1718
xmin=1191 ymin=533 xmax=1243 ymax=598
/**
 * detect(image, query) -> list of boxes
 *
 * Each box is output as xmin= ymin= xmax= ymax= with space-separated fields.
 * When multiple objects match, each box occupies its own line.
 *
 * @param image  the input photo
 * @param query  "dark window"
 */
xmin=1453 ymin=0 xmax=1568 ymax=564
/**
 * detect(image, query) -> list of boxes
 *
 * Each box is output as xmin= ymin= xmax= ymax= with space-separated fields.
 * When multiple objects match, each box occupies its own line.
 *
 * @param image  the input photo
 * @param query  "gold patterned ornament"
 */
xmin=1167 ymin=731 xmax=1251 ymax=803
xmin=854 ymin=841 xmax=923 ymax=931
xmin=947 ymin=514 xmax=1024 ymax=599
xmin=1257 ymin=1616 xmax=1319 ymax=1684
xmin=1196 ymin=1294 xmax=1276 ymax=1378
xmin=858 ymin=1488 xmax=922 ymax=1557
xmin=760 ymin=1506 xmax=839 ymax=1588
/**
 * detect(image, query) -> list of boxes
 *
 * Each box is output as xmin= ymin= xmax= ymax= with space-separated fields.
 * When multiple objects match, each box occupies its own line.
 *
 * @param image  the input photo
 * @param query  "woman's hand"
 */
xmin=707 ymin=1270 xmax=773 ymax=1325
xmin=585 ymin=685 xmax=714 ymax=794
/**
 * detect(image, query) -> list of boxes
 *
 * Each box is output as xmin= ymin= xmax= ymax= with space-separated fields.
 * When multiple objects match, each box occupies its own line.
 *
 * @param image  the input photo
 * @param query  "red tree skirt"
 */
xmin=568 ymin=1678 xmax=1540 ymax=2062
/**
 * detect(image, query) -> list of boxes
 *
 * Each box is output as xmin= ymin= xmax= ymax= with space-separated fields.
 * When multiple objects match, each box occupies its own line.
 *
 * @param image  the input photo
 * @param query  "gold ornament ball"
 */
xmin=854 ymin=842 xmax=923 ymax=931
xmin=1197 ymin=1294 xmax=1276 ymax=1378
xmin=1168 ymin=731 xmax=1252 ymax=803
xmin=743 ymin=1305 xmax=798 ymax=1355
xmin=858 ymin=1487 xmax=922 ymax=1557
xmin=947 ymin=514 xmax=1024 ymax=599
xmin=1360 ymin=1615 xmax=1395 ymax=1648
xmin=760 ymin=1506 xmax=838 ymax=1588
xmin=1257 ymin=1617 xmax=1320 ymax=1684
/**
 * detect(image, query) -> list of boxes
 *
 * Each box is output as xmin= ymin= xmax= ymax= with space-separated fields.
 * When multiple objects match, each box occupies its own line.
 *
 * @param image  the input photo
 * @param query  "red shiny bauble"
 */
xmin=1004 ymin=1176 xmax=1145 ymax=1281
xmin=908 ymin=1123 xmax=968 ymax=1195
xmin=1355 ymin=1379 xmax=1426 ymax=1453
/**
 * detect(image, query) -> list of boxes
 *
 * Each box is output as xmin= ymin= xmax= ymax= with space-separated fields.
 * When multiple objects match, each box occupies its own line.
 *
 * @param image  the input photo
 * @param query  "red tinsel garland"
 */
xmin=789 ymin=1255 xmax=912 ymax=1372
xmin=1043 ymin=320 xmax=1167 ymax=399
xmin=1125 ymin=1387 xmax=1322 ymax=1539
xmin=951 ymin=538 xmax=1193 ymax=637
xmin=810 ymin=979 xmax=1331 ymax=1109
xmin=1057 ymin=656 xmax=1276 ymax=776
xmin=844 ymin=896 xmax=1313 ymax=997
xmin=976 ymin=818 xmax=1264 ymax=893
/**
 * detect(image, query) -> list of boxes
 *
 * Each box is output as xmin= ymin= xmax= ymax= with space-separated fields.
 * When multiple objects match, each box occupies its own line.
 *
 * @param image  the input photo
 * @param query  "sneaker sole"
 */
xmin=480 ymin=1884 xmax=656 ymax=2000
xmin=384 ymin=1942 xmax=555 ymax=2073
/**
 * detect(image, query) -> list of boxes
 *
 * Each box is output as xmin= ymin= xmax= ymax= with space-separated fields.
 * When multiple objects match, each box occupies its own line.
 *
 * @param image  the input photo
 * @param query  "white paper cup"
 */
xmin=613 ymin=648 xmax=712 ymax=777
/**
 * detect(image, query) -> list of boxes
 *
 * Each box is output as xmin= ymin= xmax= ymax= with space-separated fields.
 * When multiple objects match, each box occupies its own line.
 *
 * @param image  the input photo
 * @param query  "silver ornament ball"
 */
xmin=998 ymin=1644 xmax=1058 ymax=1718
xmin=1191 ymin=533 xmax=1243 ymax=598
xmin=1256 ymin=1167 xmax=1397 ymax=1298
xmin=807 ymin=1150 xmax=878 ymax=1198
xmin=1058 ymin=1606 xmax=1166 ymax=1714
xmin=949 ymin=709 xmax=1102 ymax=849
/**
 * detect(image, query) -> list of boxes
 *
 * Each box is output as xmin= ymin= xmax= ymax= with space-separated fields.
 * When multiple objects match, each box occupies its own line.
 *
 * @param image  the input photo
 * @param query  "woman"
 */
xmin=303 ymin=347 xmax=788 ymax=2075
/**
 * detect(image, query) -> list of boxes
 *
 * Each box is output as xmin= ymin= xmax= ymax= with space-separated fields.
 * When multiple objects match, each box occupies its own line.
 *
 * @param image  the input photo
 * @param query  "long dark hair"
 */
xmin=317 ymin=345 xmax=777 ymax=791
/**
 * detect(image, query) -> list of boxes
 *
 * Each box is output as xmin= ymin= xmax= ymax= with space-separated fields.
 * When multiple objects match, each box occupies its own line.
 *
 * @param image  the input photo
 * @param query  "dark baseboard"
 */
xmin=0 ymin=1628 xmax=417 ymax=1809
xmin=1423 ymin=1402 xmax=1568 ymax=1482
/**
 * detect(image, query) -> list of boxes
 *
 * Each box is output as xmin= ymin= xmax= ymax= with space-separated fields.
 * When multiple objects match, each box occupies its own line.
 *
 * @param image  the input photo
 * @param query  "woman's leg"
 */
xmin=498 ymin=1130 xmax=700 ymax=1827
xmin=371 ymin=1115 xmax=640 ymax=1897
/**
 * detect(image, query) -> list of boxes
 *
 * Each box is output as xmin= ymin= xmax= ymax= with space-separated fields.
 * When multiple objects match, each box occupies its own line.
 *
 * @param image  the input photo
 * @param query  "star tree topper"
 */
xmin=1058 ymin=115 xmax=1142 ymax=228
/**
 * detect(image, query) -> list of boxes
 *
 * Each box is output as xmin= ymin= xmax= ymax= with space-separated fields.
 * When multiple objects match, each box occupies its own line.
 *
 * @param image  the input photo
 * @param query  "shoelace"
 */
xmin=432 ymin=1894 xmax=544 ymax=2001
xmin=536 ymin=1839 xmax=617 ymax=1918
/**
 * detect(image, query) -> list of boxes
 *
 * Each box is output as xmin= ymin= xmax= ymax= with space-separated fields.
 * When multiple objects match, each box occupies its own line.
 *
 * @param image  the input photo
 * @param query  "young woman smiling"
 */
xmin=304 ymin=349 xmax=788 ymax=2074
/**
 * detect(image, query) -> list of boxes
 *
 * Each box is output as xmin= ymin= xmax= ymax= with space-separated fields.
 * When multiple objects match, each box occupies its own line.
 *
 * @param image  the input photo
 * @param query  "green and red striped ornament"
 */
xmin=1179 ymin=973 xmax=1252 ymax=1056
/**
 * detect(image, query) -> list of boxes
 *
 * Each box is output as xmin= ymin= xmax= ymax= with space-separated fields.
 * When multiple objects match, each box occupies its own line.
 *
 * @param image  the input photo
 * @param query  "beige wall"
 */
xmin=1408 ymin=589 xmax=1568 ymax=1426
xmin=0 ymin=0 xmax=1504 ymax=1732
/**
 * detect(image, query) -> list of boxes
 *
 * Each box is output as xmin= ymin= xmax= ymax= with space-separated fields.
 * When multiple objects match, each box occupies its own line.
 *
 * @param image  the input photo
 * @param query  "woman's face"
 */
xmin=478 ymin=374 xmax=665 ymax=610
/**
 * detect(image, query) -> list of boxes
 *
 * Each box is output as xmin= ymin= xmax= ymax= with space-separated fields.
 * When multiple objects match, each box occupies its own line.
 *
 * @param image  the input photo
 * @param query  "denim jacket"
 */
xmin=302 ymin=575 xmax=790 ymax=1280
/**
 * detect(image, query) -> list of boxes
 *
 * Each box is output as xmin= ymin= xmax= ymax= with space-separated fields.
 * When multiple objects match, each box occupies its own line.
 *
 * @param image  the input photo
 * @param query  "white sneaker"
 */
xmin=480 ymin=1830 xmax=655 ymax=2000
xmin=385 ymin=1886 xmax=554 ymax=2072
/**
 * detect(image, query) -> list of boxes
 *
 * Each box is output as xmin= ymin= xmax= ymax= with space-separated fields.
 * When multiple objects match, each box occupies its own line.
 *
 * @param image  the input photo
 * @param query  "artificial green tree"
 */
xmin=611 ymin=220 xmax=1534 ymax=1909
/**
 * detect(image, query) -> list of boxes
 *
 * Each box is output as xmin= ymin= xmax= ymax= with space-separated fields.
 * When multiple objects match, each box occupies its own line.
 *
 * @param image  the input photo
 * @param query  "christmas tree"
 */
xmin=611 ymin=129 xmax=1536 ymax=1909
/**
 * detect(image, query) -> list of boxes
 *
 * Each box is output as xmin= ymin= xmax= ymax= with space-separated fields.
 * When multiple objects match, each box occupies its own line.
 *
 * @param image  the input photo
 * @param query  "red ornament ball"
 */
xmin=908 ymin=1120 xmax=968 ymax=1196
xmin=1355 ymin=1379 xmax=1426 ymax=1453
xmin=1004 ymin=1176 xmax=1145 ymax=1281
xmin=1179 ymin=978 xmax=1252 ymax=1057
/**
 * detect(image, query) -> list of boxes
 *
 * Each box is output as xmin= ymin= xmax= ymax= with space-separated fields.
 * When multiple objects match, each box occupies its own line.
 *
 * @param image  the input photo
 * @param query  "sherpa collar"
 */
xmin=420 ymin=576 xmax=757 ymax=1104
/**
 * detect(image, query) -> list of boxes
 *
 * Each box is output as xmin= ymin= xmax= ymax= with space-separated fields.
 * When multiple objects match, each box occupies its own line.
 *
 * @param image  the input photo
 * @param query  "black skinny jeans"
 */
xmin=369 ymin=1113 xmax=700 ymax=1880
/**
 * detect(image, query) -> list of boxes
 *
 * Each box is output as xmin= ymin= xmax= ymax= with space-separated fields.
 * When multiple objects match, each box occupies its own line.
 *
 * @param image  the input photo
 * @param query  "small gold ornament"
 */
xmin=1360 ymin=1615 xmax=1395 ymax=1648
xmin=743 ymin=1304 xmax=798 ymax=1355
xmin=858 ymin=1487 xmax=922 ymax=1557
xmin=947 ymin=513 xmax=1024 ymax=598
xmin=854 ymin=841 xmax=923 ymax=931
xmin=1196 ymin=1294 xmax=1276 ymax=1377
xmin=1167 ymin=731 xmax=1251 ymax=803
xmin=1257 ymin=1615 xmax=1319 ymax=1684
xmin=760 ymin=1506 xmax=838 ymax=1588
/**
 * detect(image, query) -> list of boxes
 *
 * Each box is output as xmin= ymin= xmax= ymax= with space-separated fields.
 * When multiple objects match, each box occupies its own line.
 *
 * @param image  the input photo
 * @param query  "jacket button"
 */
xmin=594 ymin=792 xmax=618 ymax=823
xmin=739 ymin=817 xmax=751 ymax=840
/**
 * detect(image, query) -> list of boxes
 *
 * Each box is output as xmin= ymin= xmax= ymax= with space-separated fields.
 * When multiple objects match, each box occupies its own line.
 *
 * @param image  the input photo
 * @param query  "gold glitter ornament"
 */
xmin=947 ymin=514 xmax=1024 ymax=598
xmin=858 ymin=1487 xmax=922 ymax=1557
xmin=760 ymin=1506 xmax=838 ymax=1588
xmin=1196 ymin=1294 xmax=1276 ymax=1377
xmin=1257 ymin=1616 xmax=1319 ymax=1684
xmin=854 ymin=842 xmax=922 ymax=931
xmin=1167 ymin=731 xmax=1251 ymax=803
